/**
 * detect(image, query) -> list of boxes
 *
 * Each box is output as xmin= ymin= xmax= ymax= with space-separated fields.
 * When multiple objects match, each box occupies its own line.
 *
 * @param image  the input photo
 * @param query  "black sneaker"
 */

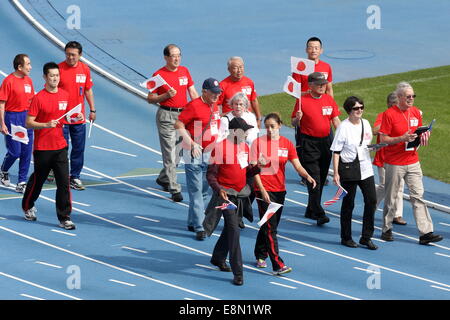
xmin=196 ymin=231 xmax=206 ymax=241
xmin=419 ymin=232 xmax=443 ymax=245
xmin=210 ymin=260 xmax=232 ymax=272
xmin=171 ymin=192 xmax=183 ymax=202
xmin=341 ymin=239 xmax=358 ymax=248
xmin=317 ymin=215 xmax=330 ymax=226
xmin=156 ymin=178 xmax=169 ymax=192
xmin=381 ymin=229 xmax=394 ymax=241
xmin=359 ymin=238 xmax=378 ymax=250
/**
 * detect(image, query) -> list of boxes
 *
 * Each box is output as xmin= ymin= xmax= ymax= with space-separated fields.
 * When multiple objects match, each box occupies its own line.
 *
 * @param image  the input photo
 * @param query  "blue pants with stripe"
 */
xmin=63 ymin=123 xmax=86 ymax=179
xmin=1 ymin=111 xmax=33 ymax=183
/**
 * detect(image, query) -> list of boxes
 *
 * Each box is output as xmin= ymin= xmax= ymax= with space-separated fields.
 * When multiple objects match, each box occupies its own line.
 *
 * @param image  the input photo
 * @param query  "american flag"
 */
xmin=215 ymin=200 xmax=237 ymax=210
xmin=420 ymin=130 xmax=431 ymax=146
xmin=323 ymin=185 xmax=348 ymax=206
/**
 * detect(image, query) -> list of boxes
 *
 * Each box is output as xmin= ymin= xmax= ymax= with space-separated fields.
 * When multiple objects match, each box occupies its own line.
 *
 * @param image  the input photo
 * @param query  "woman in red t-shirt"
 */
xmin=250 ymin=113 xmax=316 ymax=275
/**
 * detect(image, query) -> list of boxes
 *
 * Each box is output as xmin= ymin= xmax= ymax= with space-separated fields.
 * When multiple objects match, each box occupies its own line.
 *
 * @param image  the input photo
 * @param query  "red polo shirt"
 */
xmin=291 ymin=93 xmax=340 ymax=137
xmin=217 ymin=75 xmax=257 ymax=114
xmin=152 ymin=66 xmax=194 ymax=108
xmin=0 ymin=73 xmax=35 ymax=112
xmin=379 ymin=105 xmax=422 ymax=165
xmin=28 ymin=88 xmax=69 ymax=151
xmin=177 ymin=97 xmax=221 ymax=150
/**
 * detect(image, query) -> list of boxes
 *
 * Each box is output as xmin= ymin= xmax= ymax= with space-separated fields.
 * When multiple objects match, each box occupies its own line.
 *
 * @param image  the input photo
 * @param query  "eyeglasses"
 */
xmin=405 ymin=94 xmax=416 ymax=99
xmin=352 ymin=106 xmax=364 ymax=111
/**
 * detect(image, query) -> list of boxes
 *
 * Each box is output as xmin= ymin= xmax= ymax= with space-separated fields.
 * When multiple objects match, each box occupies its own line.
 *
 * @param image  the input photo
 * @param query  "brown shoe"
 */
xmin=393 ymin=217 xmax=407 ymax=225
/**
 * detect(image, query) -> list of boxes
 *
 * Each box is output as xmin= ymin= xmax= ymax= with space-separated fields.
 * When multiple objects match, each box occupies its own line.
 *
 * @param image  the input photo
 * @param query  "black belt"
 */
xmin=160 ymin=105 xmax=183 ymax=112
xmin=300 ymin=133 xmax=330 ymax=141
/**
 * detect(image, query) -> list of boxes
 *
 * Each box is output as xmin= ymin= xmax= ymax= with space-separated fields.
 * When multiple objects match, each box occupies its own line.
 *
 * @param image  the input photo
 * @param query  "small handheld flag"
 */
xmin=283 ymin=76 xmax=301 ymax=99
xmin=290 ymin=56 xmax=315 ymax=76
xmin=88 ymin=120 xmax=93 ymax=138
xmin=140 ymin=74 xmax=167 ymax=92
xmin=256 ymin=200 xmax=283 ymax=227
xmin=8 ymin=124 xmax=29 ymax=145
xmin=57 ymin=103 xmax=82 ymax=122
xmin=323 ymin=184 xmax=348 ymax=206
xmin=215 ymin=200 xmax=238 ymax=211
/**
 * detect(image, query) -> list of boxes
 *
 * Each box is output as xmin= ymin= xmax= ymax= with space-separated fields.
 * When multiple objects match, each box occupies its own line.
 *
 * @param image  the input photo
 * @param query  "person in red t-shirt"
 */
xmin=0 ymin=54 xmax=35 ymax=192
xmin=175 ymin=78 xmax=221 ymax=241
xmin=22 ymin=62 xmax=82 ymax=230
xmin=379 ymin=82 xmax=442 ymax=245
xmin=57 ymin=41 xmax=96 ymax=191
xmin=147 ymin=44 xmax=198 ymax=202
xmin=203 ymin=117 xmax=262 ymax=286
xmin=250 ymin=113 xmax=315 ymax=274
xmin=291 ymin=72 xmax=340 ymax=225
xmin=373 ymin=92 xmax=406 ymax=225
xmin=217 ymin=57 xmax=262 ymax=127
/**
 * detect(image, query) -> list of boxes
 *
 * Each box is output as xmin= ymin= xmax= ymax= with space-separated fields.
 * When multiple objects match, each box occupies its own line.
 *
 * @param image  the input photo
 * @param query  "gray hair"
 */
xmin=227 ymin=56 xmax=244 ymax=68
xmin=395 ymin=81 xmax=413 ymax=97
xmin=229 ymin=91 xmax=249 ymax=109
xmin=386 ymin=92 xmax=398 ymax=107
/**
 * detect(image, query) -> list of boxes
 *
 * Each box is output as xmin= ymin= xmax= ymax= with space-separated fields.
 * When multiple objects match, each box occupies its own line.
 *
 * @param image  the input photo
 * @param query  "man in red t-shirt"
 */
xmin=0 ymin=54 xmax=35 ymax=192
xmin=175 ymin=78 xmax=221 ymax=240
xmin=22 ymin=62 xmax=80 ymax=230
xmin=379 ymin=82 xmax=442 ymax=245
xmin=58 ymin=41 xmax=96 ymax=191
xmin=217 ymin=57 xmax=262 ymax=127
xmin=147 ymin=44 xmax=198 ymax=202
xmin=291 ymin=72 xmax=340 ymax=225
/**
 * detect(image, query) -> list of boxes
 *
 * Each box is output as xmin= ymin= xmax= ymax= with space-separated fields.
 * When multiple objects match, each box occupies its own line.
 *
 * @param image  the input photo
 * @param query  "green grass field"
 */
xmin=259 ymin=65 xmax=450 ymax=183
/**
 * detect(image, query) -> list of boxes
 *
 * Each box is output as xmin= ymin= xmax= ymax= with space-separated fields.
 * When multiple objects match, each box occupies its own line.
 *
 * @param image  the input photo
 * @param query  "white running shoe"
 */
xmin=24 ymin=207 xmax=37 ymax=221
xmin=59 ymin=220 xmax=76 ymax=230
xmin=70 ymin=178 xmax=85 ymax=190
xmin=0 ymin=171 xmax=10 ymax=187
xmin=16 ymin=182 xmax=27 ymax=194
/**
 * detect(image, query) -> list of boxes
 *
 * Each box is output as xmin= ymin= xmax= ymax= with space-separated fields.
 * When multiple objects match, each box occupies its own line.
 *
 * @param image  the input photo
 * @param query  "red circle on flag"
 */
xmin=297 ymin=61 xmax=306 ymax=71
xmin=70 ymin=113 xmax=79 ymax=119
xmin=288 ymin=82 xmax=294 ymax=92
xmin=15 ymin=132 xmax=25 ymax=138
xmin=147 ymin=81 xmax=156 ymax=90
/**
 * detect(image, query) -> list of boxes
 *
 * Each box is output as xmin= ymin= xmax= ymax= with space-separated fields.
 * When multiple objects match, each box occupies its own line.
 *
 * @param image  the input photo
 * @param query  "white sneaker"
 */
xmin=16 ymin=182 xmax=27 ymax=194
xmin=24 ymin=207 xmax=37 ymax=221
xmin=0 ymin=171 xmax=10 ymax=187
xmin=70 ymin=178 xmax=85 ymax=190
xmin=59 ymin=220 xmax=76 ymax=230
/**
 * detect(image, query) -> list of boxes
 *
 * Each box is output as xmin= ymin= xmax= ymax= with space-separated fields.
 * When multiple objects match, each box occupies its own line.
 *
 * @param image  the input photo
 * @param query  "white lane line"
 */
xmin=121 ymin=246 xmax=148 ymax=254
xmin=134 ymin=216 xmax=160 ymax=223
xmin=91 ymin=145 xmax=137 ymax=158
xmin=353 ymin=267 xmax=380 ymax=274
xmin=0 ymin=70 xmax=8 ymax=77
xmin=109 ymin=279 xmax=136 ymax=287
xmin=72 ymin=201 xmax=90 ymax=207
xmin=147 ymin=186 xmax=170 ymax=194
xmin=372 ymin=238 xmax=386 ymax=243
xmin=269 ymin=281 xmax=297 ymax=290
xmin=0 ymin=217 xmax=6 ymax=220
xmin=184 ymin=297 xmax=194 ymax=300
xmin=279 ymin=249 xmax=305 ymax=257
xmin=294 ymin=190 xmax=309 ymax=196
xmin=80 ymin=172 xmax=103 ymax=179
xmin=435 ymin=252 xmax=450 ymax=258
xmin=0 ymin=271 xmax=81 ymax=300
xmin=439 ymin=222 xmax=450 ymax=227
xmin=0 ymin=225 xmax=219 ymax=300
xmin=20 ymin=293 xmax=45 ymax=300
xmin=35 ymin=261 xmax=63 ymax=269
xmin=51 ymin=229 xmax=76 ymax=237
xmin=195 ymin=264 xmax=217 ymax=271
xmin=285 ymin=218 xmax=312 ymax=226
xmin=431 ymin=285 xmax=450 ymax=292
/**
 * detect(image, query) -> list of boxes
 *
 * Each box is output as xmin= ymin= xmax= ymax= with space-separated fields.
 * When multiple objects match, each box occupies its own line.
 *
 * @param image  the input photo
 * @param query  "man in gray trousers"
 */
xmin=147 ymin=44 xmax=198 ymax=202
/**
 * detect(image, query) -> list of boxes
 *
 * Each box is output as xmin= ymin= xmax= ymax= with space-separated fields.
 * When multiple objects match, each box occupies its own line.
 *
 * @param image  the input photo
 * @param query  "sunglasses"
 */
xmin=352 ymin=106 xmax=364 ymax=111
xmin=405 ymin=94 xmax=416 ymax=99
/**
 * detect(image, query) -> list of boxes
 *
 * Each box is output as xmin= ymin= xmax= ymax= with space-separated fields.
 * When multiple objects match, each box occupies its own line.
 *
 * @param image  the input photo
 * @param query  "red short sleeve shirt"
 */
xmin=250 ymin=135 xmax=297 ymax=192
xmin=58 ymin=61 xmax=93 ymax=124
xmin=379 ymin=105 xmax=422 ymax=165
xmin=291 ymin=93 xmax=340 ymax=138
xmin=152 ymin=66 xmax=194 ymax=108
xmin=211 ymin=139 xmax=249 ymax=192
xmin=177 ymin=97 xmax=221 ymax=150
xmin=0 ymin=73 xmax=35 ymax=112
xmin=292 ymin=60 xmax=333 ymax=93
xmin=217 ymin=76 xmax=257 ymax=114
xmin=28 ymin=88 xmax=69 ymax=151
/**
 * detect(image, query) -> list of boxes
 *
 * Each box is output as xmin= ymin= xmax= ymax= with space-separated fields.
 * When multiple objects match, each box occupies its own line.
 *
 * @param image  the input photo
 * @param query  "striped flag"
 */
xmin=420 ymin=130 xmax=430 ymax=146
xmin=257 ymin=201 xmax=283 ymax=227
xmin=323 ymin=185 xmax=348 ymax=206
xmin=215 ymin=200 xmax=237 ymax=210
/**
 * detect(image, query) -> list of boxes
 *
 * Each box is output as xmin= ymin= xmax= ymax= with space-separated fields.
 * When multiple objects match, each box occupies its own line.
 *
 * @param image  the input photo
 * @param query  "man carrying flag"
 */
xmin=147 ymin=44 xmax=198 ymax=202
xmin=0 ymin=54 xmax=35 ymax=193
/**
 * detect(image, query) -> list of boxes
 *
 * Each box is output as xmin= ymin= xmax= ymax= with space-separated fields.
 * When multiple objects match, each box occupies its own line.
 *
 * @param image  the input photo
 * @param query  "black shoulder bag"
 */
xmin=338 ymin=120 xmax=364 ymax=182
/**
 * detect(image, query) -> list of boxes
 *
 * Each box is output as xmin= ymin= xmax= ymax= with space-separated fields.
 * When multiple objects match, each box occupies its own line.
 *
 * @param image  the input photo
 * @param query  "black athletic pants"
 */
xmin=22 ymin=147 xmax=72 ymax=222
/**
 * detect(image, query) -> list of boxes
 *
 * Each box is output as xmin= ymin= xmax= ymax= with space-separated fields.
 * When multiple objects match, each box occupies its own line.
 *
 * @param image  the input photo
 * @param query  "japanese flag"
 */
xmin=10 ymin=124 xmax=29 ymax=145
xmin=140 ymin=74 xmax=167 ymax=92
xmin=291 ymin=56 xmax=315 ymax=75
xmin=63 ymin=103 xmax=82 ymax=123
xmin=257 ymin=201 xmax=283 ymax=227
xmin=283 ymin=75 xmax=302 ymax=99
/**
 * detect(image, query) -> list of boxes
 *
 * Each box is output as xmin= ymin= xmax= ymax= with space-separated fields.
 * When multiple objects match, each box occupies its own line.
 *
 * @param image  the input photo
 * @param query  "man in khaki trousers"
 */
xmin=379 ymin=82 xmax=443 ymax=245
